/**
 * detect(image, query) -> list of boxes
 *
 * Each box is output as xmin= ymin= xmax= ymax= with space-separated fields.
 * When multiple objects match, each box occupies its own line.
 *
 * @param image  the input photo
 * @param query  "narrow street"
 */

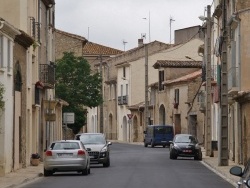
xmin=19 ymin=143 xmax=234 ymax=188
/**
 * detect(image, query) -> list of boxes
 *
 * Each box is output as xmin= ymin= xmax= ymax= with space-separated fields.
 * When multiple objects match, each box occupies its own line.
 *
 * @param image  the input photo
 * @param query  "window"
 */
xmin=123 ymin=67 xmax=126 ymax=78
xmin=109 ymin=85 xmax=111 ymax=100
xmin=121 ymin=84 xmax=123 ymax=97
xmin=7 ymin=39 xmax=11 ymax=72
xmin=159 ymin=70 xmax=164 ymax=91
xmin=174 ymin=89 xmax=179 ymax=104
xmin=126 ymin=84 xmax=128 ymax=96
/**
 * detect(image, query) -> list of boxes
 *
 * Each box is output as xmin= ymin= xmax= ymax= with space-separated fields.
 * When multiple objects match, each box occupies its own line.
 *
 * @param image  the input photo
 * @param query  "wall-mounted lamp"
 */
xmin=198 ymin=15 xmax=221 ymax=29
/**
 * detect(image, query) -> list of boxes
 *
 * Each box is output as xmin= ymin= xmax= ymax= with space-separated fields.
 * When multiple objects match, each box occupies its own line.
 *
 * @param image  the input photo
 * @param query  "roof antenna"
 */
xmin=122 ymin=40 xmax=128 ymax=51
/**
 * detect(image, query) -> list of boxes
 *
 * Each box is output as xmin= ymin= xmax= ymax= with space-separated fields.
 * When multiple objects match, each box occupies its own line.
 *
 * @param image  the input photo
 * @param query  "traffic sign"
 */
xmin=63 ymin=113 xmax=75 ymax=124
xmin=127 ymin=114 xmax=133 ymax=119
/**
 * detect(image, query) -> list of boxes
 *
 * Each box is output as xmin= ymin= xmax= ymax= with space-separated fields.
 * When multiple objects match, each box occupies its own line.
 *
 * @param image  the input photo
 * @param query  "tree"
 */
xmin=55 ymin=52 xmax=103 ymax=133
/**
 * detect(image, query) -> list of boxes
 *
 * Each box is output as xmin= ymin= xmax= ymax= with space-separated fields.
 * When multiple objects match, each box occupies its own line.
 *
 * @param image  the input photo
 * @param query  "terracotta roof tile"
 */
xmin=153 ymin=60 xmax=202 ymax=69
xmin=83 ymin=42 xmax=123 ymax=55
xmin=55 ymin=29 xmax=87 ymax=42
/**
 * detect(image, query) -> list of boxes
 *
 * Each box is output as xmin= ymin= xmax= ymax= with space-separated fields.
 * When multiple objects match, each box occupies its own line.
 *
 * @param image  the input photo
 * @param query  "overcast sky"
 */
xmin=55 ymin=0 xmax=213 ymax=51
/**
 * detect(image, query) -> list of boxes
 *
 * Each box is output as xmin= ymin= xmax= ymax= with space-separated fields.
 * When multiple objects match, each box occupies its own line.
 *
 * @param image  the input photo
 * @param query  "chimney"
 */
xmin=138 ymin=38 xmax=144 ymax=47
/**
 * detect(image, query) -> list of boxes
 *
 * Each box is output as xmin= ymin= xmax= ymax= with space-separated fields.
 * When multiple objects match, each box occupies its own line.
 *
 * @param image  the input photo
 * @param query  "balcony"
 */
xmin=122 ymin=95 xmax=128 ymax=105
xmin=228 ymin=66 xmax=239 ymax=97
xmin=118 ymin=95 xmax=128 ymax=105
xmin=39 ymin=62 xmax=55 ymax=89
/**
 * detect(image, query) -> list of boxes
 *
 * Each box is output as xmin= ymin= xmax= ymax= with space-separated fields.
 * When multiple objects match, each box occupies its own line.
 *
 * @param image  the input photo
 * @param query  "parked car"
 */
xmin=230 ymin=159 xmax=250 ymax=188
xmin=143 ymin=125 xmax=174 ymax=148
xmin=76 ymin=133 xmax=112 ymax=167
xmin=43 ymin=140 xmax=90 ymax=176
xmin=169 ymin=134 xmax=202 ymax=160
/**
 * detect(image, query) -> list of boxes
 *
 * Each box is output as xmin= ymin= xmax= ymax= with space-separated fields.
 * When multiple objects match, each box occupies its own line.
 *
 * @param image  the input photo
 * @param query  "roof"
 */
xmin=163 ymin=69 xmax=202 ymax=85
xmin=55 ymin=29 xmax=87 ymax=42
xmin=153 ymin=60 xmax=202 ymax=69
xmin=82 ymin=42 xmax=123 ymax=56
xmin=152 ymin=38 xmax=204 ymax=69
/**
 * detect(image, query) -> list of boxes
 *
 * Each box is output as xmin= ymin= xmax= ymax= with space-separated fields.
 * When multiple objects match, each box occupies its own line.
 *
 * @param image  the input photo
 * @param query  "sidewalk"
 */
xmin=0 ymin=143 xmax=244 ymax=188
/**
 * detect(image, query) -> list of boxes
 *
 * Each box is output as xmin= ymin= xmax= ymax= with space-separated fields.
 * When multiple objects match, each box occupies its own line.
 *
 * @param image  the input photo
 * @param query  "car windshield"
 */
xmin=50 ymin=142 xmax=80 ymax=150
xmin=175 ymin=135 xmax=197 ymax=143
xmin=80 ymin=134 xmax=106 ymax=144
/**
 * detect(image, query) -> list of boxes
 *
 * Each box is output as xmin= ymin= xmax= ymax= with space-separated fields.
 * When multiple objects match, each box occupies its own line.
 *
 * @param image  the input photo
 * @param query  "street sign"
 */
xmin=127 ymin=114 xmax=133 ymax=119
xmin=63 ymin=113 xmax=75 ymax=124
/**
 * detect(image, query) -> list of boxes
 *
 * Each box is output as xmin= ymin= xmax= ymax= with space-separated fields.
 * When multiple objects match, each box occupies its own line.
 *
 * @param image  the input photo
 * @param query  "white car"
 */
xmin=76 ymin=133 xmax=112 ymax=167
xmin=43 ymin=140 xmax=90 ymax=176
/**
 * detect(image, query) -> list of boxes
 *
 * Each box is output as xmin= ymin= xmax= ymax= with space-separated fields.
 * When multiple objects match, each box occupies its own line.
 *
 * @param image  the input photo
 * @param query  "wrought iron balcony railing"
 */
xmin=39 ymin=62 xmax=55 ymax=89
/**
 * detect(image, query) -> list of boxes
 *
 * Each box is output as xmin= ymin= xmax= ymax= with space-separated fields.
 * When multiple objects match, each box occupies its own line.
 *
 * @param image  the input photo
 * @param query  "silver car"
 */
xmin=76 ymin=133 xmax=112 ymax=167
xmin=43 ymin=140 xmax=90 ymax=176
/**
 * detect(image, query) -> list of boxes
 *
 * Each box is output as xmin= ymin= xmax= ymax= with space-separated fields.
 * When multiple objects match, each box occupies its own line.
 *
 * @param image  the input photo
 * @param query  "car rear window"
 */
xmin=175 ymin=135 xmax=196 ymax=143
xmin=51 ymin=142 xmax=80 ymax=150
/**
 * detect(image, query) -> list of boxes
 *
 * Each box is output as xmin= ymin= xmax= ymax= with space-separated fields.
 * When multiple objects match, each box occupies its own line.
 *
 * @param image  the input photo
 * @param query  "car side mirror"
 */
xmin=107 ymin=141 xmax=112 ymax=146
xmin=230 ymin=166 xmax=243 ymax=177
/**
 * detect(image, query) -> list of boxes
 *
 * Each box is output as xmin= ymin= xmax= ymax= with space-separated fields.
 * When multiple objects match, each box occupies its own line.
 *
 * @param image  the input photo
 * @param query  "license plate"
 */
xmin=58 ymin=153 xmax=73 ymax=157
xmin=183 ymin=150 xmax=192 ymax=153
xmin=89 ymin=156 xmax=95 ymax=159
xmin=161 ymin=141 xmax=167 ymax=142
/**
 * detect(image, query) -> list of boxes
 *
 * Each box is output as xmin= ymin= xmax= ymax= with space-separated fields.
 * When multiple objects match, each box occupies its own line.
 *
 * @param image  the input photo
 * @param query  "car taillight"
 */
xmin=45 ymin=150 xmax=52 ymax=156
xmin=78 ymin=150 xmax=85 ymax=155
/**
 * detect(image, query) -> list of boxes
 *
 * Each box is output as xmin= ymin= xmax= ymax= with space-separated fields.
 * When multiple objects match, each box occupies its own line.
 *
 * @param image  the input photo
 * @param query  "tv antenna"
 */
xmin=141 ymin=33 xmax=146 ymax=40
xmin=122 ymin=40 xmax=128 ymax=51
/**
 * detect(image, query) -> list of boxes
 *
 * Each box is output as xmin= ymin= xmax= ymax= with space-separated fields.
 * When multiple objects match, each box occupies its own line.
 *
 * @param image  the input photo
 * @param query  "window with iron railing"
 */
xmin=39 ymin=63 xmax=55 ymax=86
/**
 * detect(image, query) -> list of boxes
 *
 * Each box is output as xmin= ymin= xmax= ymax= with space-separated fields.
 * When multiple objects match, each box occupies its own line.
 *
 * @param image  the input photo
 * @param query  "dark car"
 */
xmin=76 ymin=133 xmax=112 ymax=167
xmin=230 ymin=159 xmax=250 ymax=188
xmin=169 ymin=134 xmax=202 ymax=160
xmin=143 ymin=125 xmax=174 ymax=148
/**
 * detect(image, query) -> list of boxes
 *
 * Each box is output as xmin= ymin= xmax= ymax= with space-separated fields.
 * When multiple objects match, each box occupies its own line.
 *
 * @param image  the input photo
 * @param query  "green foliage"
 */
xmin=0 ymin=83 xmax=4 ymax=110
xmin=55 ymin=52 xmax=103 ymax=133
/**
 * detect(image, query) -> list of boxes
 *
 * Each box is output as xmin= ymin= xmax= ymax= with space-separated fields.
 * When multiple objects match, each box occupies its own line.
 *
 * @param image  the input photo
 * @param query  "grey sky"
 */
xmin=55 ymin=0 xmax=213 ymax=51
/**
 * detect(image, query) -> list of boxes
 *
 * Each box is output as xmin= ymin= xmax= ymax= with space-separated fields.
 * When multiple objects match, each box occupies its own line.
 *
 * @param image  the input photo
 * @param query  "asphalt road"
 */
xmin=20 ymin=143 xmax=234 ymax=188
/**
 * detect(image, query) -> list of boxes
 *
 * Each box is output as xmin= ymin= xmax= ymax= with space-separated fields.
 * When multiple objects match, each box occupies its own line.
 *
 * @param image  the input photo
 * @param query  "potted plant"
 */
xmin=30 ymin=153 xmax=40 ymax=166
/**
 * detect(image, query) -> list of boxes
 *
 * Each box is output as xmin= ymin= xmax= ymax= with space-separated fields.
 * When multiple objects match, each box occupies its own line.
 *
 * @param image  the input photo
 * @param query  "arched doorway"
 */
xmin=133 ymin=115 xmax=138 ymax=142
xmin=122 ymin=116 xmax=128 ymax=141
xmin=108 ymin=113 xmax=113 ymax=139
xmin=159 ymin=104 xmax=166 ymax=125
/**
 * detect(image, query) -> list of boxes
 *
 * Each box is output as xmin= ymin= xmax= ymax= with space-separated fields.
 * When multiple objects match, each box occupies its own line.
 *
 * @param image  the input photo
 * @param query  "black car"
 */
xmin=230 ymin=158 xmax=250 ymax=188
xmin=169 ymin=134 xmax=202 ymax=160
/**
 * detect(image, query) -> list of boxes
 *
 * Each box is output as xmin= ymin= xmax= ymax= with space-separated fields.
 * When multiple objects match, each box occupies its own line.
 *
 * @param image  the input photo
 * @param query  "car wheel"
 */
xmin=82 ymin=165 xmax=89 ymax=175
xmin=103 ymin=158 xmax=110 ymax=167
xmin=163 ymin=145 xmax=166 ymax=148
xmin=144 ymin=142 xmax=148 ymax=147
xmin=44 ymin=168 xmax=53 ymax=177
xmin=170 ymin=151 xmax=173 ymax=159
xmin=194 ymin=151 xmax=202 ymax=161
xmin=150 ymin=141 xmax=154 ymax=148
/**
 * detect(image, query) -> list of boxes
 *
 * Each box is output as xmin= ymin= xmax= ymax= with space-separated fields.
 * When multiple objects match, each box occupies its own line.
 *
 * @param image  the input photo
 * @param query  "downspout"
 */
xmin=238 ymin=18 xmax=242 ymax=164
